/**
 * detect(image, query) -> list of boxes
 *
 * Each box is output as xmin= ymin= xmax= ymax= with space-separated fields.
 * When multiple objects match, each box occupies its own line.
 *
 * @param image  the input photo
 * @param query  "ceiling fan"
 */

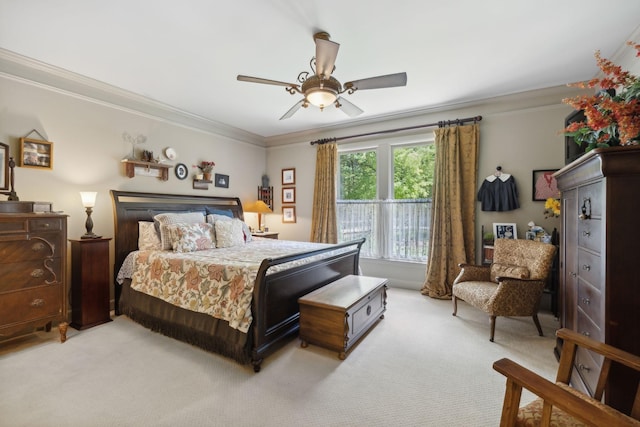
xmin=237 ymin=31 xmax=407 ymax=120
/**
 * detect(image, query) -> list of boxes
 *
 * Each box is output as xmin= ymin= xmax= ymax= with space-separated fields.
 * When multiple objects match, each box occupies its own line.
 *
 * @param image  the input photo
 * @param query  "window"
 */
xmin=337 ymin=141 xmax=435 ymax=262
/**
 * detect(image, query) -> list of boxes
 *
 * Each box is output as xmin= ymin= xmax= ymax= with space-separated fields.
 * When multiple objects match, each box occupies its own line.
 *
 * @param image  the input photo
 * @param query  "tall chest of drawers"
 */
xmin=0 ymin=213 xmax=68 ymax=342
xmin=554 ymin=146 xmax=640 ymax=415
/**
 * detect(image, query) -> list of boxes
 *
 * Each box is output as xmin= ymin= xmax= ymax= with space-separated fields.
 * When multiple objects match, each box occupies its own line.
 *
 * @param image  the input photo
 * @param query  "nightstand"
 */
xmin=69 ymin=237 xmax=112 ymax=330
xmin=251 ymin=231 xmax=279 ymax=239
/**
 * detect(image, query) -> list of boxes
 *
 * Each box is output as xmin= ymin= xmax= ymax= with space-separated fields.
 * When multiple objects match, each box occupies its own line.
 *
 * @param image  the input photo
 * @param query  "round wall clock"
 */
xmin=174 ymin=163 xmax=188 ymax=180
xmin=164 ymin=147 xmax=177 ymax=160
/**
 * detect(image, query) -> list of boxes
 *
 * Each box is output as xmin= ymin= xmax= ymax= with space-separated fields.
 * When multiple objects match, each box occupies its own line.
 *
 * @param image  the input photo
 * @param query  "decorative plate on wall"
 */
xmin=175 ymin=163 xmax=188 ymax=180
xmin=164 ymin=147 xmax=177 ymax=160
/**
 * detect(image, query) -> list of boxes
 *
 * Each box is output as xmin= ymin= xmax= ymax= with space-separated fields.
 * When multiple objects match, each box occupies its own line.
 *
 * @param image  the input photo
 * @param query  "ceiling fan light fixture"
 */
xmin=306 ymin=89 xmax=337 ymax=109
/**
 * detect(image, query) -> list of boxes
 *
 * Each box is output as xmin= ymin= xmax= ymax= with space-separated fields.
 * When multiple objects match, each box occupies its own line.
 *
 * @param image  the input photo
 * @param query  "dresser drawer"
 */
xmin=0 ymin=233 xmax=63 ymax=263
xmin=576 ymin=249 xmax=602 ymax=290
xmin=577 ymin=281 xmax=602 ymax=327
xmin=348 ymin=285 xmax=386 ymax=340
xmin=29 ymin=217 xmax=63 ymax=232
xmin=577 ymin=218 xmax=601 ymax=253
xmin=0 ymin=258 xmax=63 ymax=292
xmin=575 ymin=346 xmax=602 ymax=396
xmin=0 ymin=284 xmax=63 ymax=326
xmin=577 ymin=307 xmax=603 ymax=342
xmin=577 ymin=182 xmax=603 ymax=218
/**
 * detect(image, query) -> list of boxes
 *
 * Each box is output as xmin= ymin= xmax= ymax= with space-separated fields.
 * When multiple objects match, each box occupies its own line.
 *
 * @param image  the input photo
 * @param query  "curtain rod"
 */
xmin=309 ymin=115 xmax=482 ymax=145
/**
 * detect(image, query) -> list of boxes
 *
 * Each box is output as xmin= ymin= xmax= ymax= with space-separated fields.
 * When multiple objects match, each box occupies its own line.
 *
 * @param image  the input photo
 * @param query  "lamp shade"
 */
xmin=246 ymin=200 xmax=272 ymax=214
xmin=80 ymin=192 xmax=97 ymax=208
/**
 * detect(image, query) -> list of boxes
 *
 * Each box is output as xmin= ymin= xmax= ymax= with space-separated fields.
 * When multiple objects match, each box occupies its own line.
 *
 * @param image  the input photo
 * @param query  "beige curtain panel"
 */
xmin=310 ymin=143 xmax=338 ymax=243
xmin=422 ymin=124 xmax=479 ymax=299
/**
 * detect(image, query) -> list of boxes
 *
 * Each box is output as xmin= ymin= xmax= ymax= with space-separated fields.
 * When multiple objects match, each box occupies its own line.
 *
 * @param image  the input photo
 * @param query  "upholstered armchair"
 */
xmin=493 ymin=328 xmax=640 ymax=426
xmin=452 ymin=238 xmax=556 ymax=342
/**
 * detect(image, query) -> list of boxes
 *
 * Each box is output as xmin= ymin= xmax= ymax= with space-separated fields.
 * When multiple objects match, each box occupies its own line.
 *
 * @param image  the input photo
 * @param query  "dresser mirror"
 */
xmin=0 ymin=141 xmax=19 ymax=200
xmin=0 ymin=142 xmax=9 ymax=190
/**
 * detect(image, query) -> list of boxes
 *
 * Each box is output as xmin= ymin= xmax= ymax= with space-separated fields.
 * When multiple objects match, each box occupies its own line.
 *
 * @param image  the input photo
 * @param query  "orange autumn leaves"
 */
xmin=563 ymin=41 xmax=640 ymax=150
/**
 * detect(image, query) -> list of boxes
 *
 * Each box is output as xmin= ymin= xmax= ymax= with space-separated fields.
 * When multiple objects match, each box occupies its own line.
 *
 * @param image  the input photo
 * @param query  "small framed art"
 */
xmin=532 ymin=169 xmax=559 ymax=201
xmin=20 ymin=137 xmax=53 ymax=169
xmin=282 ymin=187 xmax=295 ymax=204
xmin=493 ymin=223 xmax=517 ymax=240
xmin=282 ymin=206 xmax=296 ymax=223
xmin=282 ymin=168 xmax=295 ymax=185
xmin=215 ymin=173 xmax=229 ymax=188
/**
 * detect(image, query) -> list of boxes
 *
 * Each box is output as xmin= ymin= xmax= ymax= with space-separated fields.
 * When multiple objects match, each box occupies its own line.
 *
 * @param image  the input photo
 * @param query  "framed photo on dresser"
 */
xmin=493 ymin=223 xmax=517 ymax=240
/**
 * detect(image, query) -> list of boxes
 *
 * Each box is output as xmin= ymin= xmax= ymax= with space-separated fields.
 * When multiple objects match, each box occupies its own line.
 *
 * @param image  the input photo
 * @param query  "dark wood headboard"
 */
xmin=110 ymin=190 xmax=244 ymax=283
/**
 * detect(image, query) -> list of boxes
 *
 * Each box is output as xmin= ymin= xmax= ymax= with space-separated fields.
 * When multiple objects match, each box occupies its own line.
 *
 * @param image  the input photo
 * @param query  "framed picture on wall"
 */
xmin=20 ymin=137 xmax=53 ymax=170
xmin=282 ymin=206 xmax=296 ymax=223
xmin=282 ymin=187 xmax=295 ymax=204
xmin=282 ymin=168 xmax=295 ymax=185
xmin=532 ymin=169 xmax=559 ymax=201
xmin=493 ymin=223 xmax=517 ymax=240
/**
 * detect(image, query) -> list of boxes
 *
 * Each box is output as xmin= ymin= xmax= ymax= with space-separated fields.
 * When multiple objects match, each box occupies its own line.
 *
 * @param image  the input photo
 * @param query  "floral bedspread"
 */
xmin=121 ymin=238 xmax=350 ymax=333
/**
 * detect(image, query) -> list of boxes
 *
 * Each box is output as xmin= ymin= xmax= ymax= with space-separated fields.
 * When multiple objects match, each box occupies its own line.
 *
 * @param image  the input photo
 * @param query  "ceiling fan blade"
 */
xmin=280 ymin=99 xmax=305 ymax=120
xmin=237 ymin=75 xmax=298 ymax=88
xmin=344 ymin=72 xmax=407 ymax=91
xmin=336 ymin=97 xmax=364 ymax=117
xmin=315 ymin=37 xmax=340 ymax=77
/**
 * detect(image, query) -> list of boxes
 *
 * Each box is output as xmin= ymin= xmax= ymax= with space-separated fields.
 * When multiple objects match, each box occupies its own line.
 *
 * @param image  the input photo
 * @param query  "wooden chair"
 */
xmin=493 ymin=328 xmax=640 ymax=426
xmin=453 ymin=238 xmax=556 ymax=341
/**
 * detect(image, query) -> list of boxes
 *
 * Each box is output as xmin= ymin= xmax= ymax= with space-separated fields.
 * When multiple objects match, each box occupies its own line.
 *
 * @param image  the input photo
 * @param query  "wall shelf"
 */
xmin=258 ymin=186 xmax=273 ymax=210
xmin=193 ymin=179 xmax=212 ymax=190
xmin=121 ymin=159 xmax=171 ymax=181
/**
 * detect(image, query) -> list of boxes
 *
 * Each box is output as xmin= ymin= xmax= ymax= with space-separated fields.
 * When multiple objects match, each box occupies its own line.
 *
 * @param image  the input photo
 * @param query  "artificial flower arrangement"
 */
xmin=194 ymin=161 xmax=215 ymax=173
xmin=544 ymin=197 xmax=561 ymax=218
xmin=562 ymin=41 xmax=640 ymax=151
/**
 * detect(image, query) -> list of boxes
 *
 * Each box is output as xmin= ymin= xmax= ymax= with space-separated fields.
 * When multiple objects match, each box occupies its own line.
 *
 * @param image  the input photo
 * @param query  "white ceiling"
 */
xmin=1 ymin=1 xmax=640 ymax=139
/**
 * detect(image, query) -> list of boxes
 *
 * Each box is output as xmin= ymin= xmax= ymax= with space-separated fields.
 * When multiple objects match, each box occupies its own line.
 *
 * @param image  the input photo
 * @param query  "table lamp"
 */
xmin=80 ymin=191 xmax=101 ymax=239
xmin=245 ymin=200 xmax=272 ymax=231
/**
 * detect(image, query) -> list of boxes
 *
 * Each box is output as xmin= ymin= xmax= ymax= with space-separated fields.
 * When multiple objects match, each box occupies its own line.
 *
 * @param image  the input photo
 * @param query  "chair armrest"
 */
xmin=454 ymin=263 xmax=490 ymax=283
xmin=493 ymin=358 xmax=640 ymax=427
xmin=557 ymin=328 xmax=640 ymax=372
xmin=487 ymin=278 xmax=546 ymax=315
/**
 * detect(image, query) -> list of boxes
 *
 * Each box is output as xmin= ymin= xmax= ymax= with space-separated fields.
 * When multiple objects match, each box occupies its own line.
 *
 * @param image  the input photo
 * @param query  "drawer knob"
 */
xmin=570 ymin=272 xmax=577 ymax=278
xmin=366 ymin=305 xmax=372 ymax=316
xmin=581 ymin=297 xmax=590 ymax=305
xmin=31 ymin=242 xmax=46 ymax=252
xmin=581 ymin=331 xmax=590 ymax=337
xmin=578 ymin=363 xmax=591 ymax=372
xmin=582 ymin=230 xmax=591 ymax=237
xmin=30 ymin=298 xmax=45 ymax=307
xmin=581 ymin=264 xmax=591 ymax=271
xmin=31 ymin=269 xmax=44 ymax=278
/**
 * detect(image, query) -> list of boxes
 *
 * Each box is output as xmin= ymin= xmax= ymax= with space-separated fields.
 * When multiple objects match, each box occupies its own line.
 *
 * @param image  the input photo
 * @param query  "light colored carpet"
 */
xmin=0 ymin=288 xmax=559 ymax=427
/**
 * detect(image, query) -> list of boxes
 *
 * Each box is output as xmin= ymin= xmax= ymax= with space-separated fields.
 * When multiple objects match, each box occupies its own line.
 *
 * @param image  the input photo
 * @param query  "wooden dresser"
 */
xmin=554 ymin=146 xmax=640 ymax=415
xmin=0 ymin=211 xmax=68 ymax=342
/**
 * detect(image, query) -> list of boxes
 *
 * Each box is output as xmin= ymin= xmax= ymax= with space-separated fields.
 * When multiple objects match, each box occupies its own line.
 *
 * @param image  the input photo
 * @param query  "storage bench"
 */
xmin=298 ymin=275 xmax=387 ymax=359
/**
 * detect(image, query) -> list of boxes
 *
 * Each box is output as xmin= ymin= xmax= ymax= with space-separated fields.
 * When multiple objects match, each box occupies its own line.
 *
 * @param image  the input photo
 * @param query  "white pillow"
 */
xmin=168 ymin=223 xmax=215 ymax=253
xmin=138 ymin=221 xmax=162 ymax=250
xmin=154 ymin=212 xmax=205 ymax=250
xmin=215 ymin=218 xmax=245 ymax=248
xmin=207 ymin=214 xmax=252 ymax=243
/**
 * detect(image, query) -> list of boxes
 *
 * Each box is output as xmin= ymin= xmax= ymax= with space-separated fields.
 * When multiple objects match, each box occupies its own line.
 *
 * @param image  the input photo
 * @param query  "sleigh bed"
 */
xmin=110 ymin=190 xmax=364 ymax=372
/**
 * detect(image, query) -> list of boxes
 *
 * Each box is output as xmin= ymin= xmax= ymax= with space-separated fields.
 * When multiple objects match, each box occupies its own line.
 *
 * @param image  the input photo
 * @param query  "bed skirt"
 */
xmin=119 ymin=279 xmax=253 ymax=364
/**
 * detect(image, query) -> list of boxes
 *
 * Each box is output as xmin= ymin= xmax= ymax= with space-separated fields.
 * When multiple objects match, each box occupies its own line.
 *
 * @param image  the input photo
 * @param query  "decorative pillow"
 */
xmin=138 ymin=221 xmax=162 ymax=250
xmin=154 ymin=212 xmax=205 ymax=250
xmin=206 ymin=213 xmax=233 ymax=225
xmin=242 ymin=222 xmax=252 ymax=243
xmin=168 ymin=222 xmax=215 ymax=253
xmin=205 ymin=207 xmax=234 ymax=218
xmin=215 ymin=218 xmax=245 ymax=248
xmin=490 ymin=263 xmax=530 ymax=282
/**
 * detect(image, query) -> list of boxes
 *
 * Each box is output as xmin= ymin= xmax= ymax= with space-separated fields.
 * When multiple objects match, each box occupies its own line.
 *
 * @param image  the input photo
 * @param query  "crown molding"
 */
xmin=0 ymin=48 xmax=266 ymax=147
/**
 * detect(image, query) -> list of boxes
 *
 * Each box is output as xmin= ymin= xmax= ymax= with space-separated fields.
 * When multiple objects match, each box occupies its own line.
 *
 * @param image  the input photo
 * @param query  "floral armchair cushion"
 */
xmin=490 ymin=263 xmax=530 ymax=282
